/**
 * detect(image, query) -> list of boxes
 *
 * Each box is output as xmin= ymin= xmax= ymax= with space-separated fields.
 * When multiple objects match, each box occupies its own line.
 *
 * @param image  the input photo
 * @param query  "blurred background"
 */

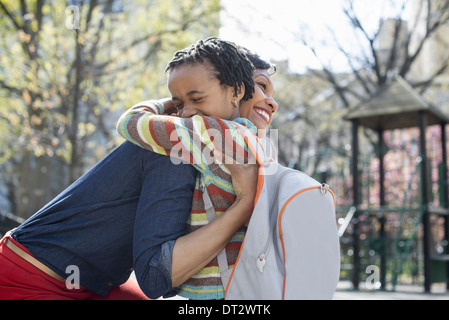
xmin=1 ymin=0 xmax=449 ymax=296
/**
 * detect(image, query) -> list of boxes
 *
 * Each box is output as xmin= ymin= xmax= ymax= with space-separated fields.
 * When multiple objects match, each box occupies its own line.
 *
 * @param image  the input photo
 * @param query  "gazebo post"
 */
xmin=441 ymin=123 xmax=449 ymax=290
xmin=442 ymin=123 xmax=448 ymax=207
xmin=418 ymin=111 xmax=431 ymax=292
xmin=351 ymin=119 xmax=360 ymax=289
xmin=378 ymin=127 xmax=387 ymax=289
xmin=441 ymin=123 xmax=448 ymax=208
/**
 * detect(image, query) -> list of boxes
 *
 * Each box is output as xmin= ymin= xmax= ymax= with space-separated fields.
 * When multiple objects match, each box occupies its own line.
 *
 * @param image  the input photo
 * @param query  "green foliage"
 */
xmin=0 ymin=0 xmax=220 ymax=217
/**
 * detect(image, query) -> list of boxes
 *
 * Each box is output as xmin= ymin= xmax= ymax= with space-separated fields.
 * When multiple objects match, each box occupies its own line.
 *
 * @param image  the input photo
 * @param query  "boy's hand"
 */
xmin=227 ymin=163 xmax=258 ymax=209
xmin=160 ymin=98 xmax=177 ymax=115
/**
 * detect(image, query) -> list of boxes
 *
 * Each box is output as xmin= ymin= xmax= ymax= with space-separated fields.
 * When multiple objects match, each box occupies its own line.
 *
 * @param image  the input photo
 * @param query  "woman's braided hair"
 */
xmin=165 ymin=37 xmax=255 ymax=102
xmin=238 ymin=46 xmax=277 ymax=75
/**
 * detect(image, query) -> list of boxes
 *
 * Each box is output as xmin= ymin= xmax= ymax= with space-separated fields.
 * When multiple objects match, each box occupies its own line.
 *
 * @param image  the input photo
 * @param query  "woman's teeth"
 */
xmin=255 ymin=109 xmax=269 ymax=122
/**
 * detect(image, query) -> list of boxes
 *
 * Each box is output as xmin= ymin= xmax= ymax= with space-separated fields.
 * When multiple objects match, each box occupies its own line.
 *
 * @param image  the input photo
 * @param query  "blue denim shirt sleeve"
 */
xmin=134 ymin=240 xmax=179 ymax=299
xmin=133 ymin=150 xmax=198 ymax=299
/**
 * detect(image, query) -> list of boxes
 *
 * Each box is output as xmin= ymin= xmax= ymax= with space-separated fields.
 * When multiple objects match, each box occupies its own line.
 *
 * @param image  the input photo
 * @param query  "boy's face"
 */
xmin=168 ymin=61 xmax=241 ymax=120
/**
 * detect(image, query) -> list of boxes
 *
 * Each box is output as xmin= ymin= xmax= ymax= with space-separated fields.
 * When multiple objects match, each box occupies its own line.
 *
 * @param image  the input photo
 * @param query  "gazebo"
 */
xmin=344 ymin=75 xmax=449 ymax=292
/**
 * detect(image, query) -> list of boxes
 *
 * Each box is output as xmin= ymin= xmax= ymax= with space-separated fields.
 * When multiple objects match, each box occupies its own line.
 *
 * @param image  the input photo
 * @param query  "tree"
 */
xmin=301 ymin=0 xmax=449 ymax=107
xmin=269 ymin=0 xmax=449 ymax=188
xmin=270 ymin=60 xmax=349 ymax=180
xmin=0 ymin=0 xmax=220 ymax=218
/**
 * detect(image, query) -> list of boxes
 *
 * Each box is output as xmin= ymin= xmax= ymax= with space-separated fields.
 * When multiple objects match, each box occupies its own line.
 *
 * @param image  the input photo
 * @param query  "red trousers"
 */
xmin=0 ymin=236 xmax=150 ymax=300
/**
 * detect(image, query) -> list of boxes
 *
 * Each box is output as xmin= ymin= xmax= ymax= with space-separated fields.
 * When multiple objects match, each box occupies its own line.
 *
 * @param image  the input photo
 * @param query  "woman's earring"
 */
xmin=233 ymin=100 xmax=239 ymax=108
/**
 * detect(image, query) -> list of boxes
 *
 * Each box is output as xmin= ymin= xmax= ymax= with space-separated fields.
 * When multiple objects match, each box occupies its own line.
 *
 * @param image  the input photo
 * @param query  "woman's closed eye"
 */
xmin=257 ymin=82 xmax=267 ymax=92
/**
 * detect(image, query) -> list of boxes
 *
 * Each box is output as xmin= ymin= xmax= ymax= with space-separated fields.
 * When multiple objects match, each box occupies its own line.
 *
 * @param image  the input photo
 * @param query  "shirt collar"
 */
xmin=233 ymin=117 xmax=258 ymax=135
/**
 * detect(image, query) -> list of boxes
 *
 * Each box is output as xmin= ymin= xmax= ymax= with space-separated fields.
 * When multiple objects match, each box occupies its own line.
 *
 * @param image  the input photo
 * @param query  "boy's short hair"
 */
xmin=166 ymin=37 xmax=255 ymax=102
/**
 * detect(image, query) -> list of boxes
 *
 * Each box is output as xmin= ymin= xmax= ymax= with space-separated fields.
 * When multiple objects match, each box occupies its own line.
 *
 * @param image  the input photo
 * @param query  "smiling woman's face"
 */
xmin=239 ymin=69 xmax=278 ymax=130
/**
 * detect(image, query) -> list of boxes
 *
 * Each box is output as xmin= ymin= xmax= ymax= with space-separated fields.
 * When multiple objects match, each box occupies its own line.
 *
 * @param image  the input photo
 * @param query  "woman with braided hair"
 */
xmin=118 ymin=37 xmax=278 ymax=299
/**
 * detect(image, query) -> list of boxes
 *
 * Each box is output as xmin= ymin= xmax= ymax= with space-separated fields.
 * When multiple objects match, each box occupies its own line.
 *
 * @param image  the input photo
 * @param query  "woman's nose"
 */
xmin=267 ymin=97 xmax=279 ymax=113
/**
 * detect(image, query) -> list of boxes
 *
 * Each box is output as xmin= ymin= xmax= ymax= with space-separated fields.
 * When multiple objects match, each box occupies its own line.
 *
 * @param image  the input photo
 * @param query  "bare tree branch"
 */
xmin=326 ymin=25 xmax=375 ymax=97
xmin=343 ymin=0 xmax=384 ymax=84
xmin=412 ymin=57 xmax=449 ymax=93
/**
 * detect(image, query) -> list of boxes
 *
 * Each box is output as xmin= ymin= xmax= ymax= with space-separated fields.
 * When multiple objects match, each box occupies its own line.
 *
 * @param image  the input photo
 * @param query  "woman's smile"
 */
xmin=253 ymin=106 xmax=271 ymax=124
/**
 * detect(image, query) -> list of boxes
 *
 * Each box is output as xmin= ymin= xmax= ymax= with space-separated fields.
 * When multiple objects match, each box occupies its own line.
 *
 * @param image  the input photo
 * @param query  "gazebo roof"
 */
xmin=345 ymin=75 xmax=449 ymax=130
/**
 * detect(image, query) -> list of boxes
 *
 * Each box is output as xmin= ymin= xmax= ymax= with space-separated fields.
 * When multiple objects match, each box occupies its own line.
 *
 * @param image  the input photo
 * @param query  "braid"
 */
xmin=238 ymin=46 xmax=277 ymax=75
xmin=165 ymin=37 xmax=255 ymax=101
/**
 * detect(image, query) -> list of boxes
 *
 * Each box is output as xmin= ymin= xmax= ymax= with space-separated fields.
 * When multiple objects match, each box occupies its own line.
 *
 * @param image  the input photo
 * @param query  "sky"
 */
xmin=220 ymin=0 xmax=348 ymax=72
xmin=219 ymin=0 xmax=412 ymax=73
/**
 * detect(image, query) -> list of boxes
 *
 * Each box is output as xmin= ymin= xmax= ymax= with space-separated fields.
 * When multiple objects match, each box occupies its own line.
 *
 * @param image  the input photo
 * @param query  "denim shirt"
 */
xmin=11 ymin=142 xmax=197 ymax=298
